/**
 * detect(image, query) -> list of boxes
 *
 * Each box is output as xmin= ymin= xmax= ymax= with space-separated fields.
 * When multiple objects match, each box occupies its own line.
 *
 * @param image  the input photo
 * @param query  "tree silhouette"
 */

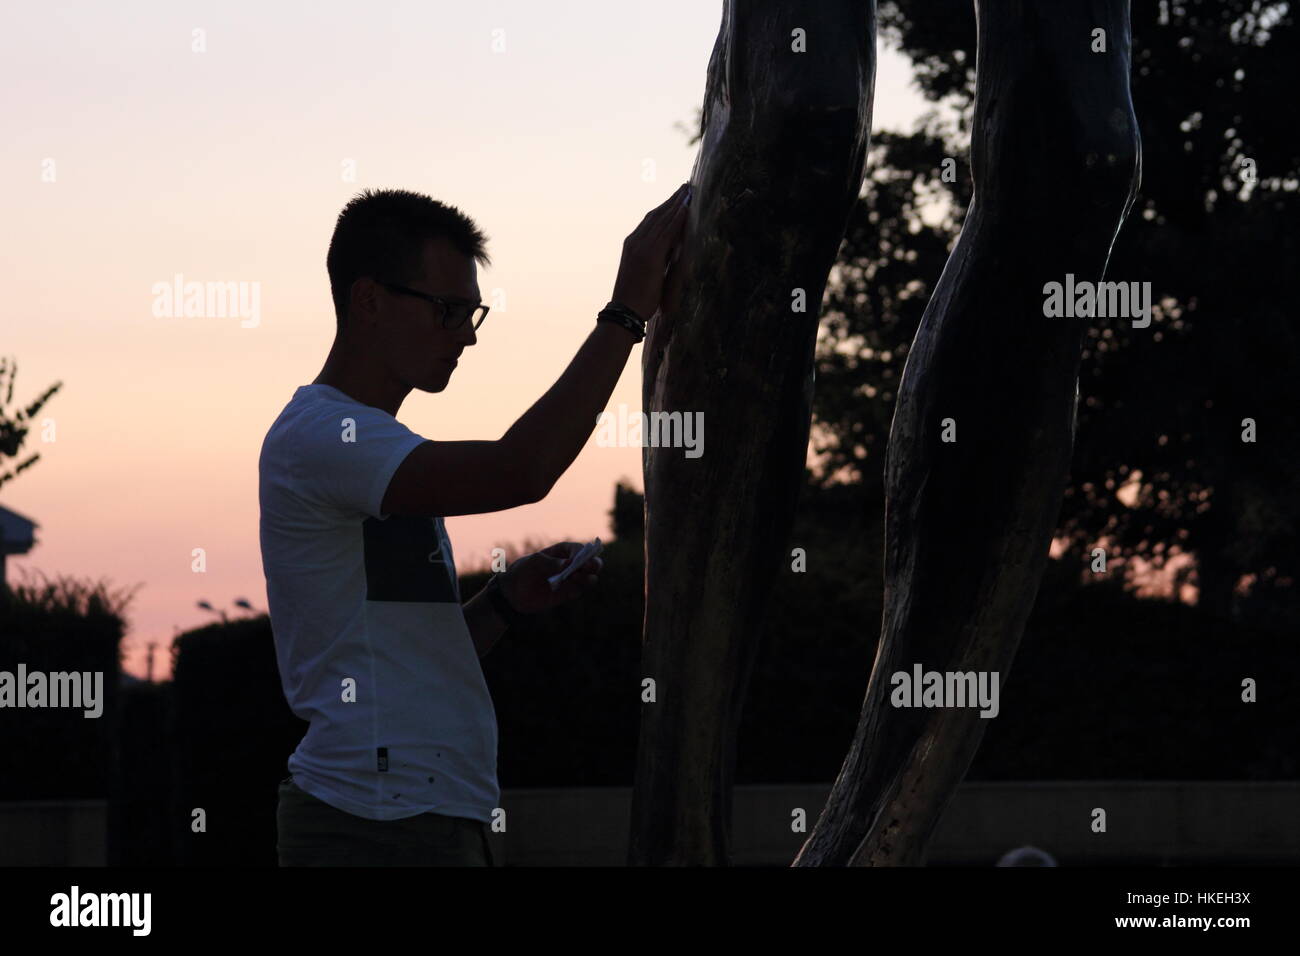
xmin=0 ymin=356 xmax=62 ymax=492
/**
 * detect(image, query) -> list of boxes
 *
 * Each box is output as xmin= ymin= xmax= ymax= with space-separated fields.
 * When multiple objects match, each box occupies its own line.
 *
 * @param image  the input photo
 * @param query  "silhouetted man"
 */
xmin=260 ymin=184 xmax=689 ymax=865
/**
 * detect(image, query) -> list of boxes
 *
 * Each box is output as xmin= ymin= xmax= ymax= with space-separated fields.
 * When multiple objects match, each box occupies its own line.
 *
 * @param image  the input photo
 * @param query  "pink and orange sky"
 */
xmin=1 ymin=1 xmax=929 ymax=679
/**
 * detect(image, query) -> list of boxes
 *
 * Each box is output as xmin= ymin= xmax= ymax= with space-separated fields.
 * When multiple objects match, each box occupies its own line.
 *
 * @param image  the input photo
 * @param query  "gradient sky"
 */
xmin=1 ymin=1 xmax=929 ymax=679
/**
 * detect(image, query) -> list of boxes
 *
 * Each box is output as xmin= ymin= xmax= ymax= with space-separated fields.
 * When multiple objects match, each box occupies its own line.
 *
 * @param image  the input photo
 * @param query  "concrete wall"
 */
xmin=3 ymin=782 xmax=1297 ymax=866
xmin=0 ymin=799 xmax=108 ymax=866
xmin=491 ymin=781 xmax=1300 ymax=866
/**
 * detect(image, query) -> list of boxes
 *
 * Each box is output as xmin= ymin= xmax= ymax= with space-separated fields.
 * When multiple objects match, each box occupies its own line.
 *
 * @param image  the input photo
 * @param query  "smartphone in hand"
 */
xmin=547 ymin=538 xmax=603 ymax=591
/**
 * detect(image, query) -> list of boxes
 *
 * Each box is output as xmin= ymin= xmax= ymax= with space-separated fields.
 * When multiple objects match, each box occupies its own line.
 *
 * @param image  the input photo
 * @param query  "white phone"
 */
xmin=547 ymin=538 xmax=603 ymax=591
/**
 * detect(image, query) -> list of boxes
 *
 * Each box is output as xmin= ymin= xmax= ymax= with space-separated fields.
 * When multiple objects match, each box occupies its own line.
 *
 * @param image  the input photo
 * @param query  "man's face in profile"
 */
xmin=366 ymin=237 xmax=481 ymax=394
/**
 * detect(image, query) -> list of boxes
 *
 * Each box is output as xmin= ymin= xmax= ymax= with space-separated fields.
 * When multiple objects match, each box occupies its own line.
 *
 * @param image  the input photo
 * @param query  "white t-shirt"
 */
xmin=258 ymin=383 xmax=499 ymax=822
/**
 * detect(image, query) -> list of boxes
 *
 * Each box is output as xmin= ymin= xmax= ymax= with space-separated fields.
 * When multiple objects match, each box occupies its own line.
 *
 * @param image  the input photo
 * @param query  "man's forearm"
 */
xmin=463 ymin=586 xmax=509 ymax=659
xmin=502 ymin=320 xmax=638 ymax=497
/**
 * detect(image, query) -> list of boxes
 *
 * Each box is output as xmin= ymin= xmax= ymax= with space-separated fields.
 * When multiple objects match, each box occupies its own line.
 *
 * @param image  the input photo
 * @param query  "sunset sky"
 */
xmin=2 ymin=1 xmax=929 ymax=679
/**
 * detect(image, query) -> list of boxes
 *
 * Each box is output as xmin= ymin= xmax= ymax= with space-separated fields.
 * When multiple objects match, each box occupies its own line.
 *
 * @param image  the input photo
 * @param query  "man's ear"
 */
xmin=349 ymin=276 xmax=380 ymax=325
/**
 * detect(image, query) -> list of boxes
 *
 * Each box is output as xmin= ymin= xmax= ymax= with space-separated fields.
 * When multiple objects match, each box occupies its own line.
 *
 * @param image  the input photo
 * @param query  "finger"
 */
xmin=544 ymin=556 xmax=569 ymax=573
xmin=629 ymin=189 xmax=687 ymax=240
xmin=664 ymin=243 xmax=683 ymax=276
xmin=560 ymin=573 xmax=599 ymax=598
xmin=634 ymin=184 xmax=687 ymax=222
xmin=658 ymin=182 xmax=689 ymax=207
xmin=554 ymin=578 xmax=585 ymax=601
xmin=642 ymin=184 xmax=691 ymax=228
xmin=674 ymin=191 xmax=691 ymax=222
xmin=648 ymin=193 xmax=692 ymax=244
xmin=653 ymin=184 xmax=691 ymax=223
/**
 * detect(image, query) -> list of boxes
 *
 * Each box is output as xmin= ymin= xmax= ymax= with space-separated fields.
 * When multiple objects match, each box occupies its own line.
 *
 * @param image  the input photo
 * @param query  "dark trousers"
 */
xmin=276 ymin=776 xmax=495 ymax=866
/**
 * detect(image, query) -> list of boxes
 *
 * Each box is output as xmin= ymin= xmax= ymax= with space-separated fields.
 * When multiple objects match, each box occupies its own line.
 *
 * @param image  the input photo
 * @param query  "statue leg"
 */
xmin=631 ymin=0 xmax=879 ymax=865
xmin=796 ymin=0 xmax=1141 ymax=867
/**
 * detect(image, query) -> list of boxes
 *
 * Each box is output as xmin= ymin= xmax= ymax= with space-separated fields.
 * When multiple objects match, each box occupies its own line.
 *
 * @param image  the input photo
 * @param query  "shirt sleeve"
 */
xmin=291 ymin=403 xmax=428 ymax=519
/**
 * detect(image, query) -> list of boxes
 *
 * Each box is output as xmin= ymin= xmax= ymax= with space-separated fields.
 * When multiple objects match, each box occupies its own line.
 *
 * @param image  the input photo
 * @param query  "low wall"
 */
xmin=0 ymin=799 xmax=109 ymax=866
xmin=3 ymin=782 xmax=1296 ymax=866
xmin=491 ymin=781 xmax=1300 ymax=866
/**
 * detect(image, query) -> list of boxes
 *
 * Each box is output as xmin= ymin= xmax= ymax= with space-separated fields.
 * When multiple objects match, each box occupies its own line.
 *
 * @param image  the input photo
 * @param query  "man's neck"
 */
xmin=312 ymin=359 xmax=410 ymax=418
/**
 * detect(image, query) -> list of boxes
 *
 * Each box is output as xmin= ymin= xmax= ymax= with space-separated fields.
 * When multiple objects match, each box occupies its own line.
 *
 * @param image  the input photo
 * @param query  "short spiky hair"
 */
xmin=326 ymin=188 xmax=490 ymax=324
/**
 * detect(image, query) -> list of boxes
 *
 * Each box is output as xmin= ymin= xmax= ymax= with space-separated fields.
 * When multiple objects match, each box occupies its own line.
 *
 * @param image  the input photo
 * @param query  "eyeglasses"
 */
xmin=380 ymin=282 xmax=490 ymax=330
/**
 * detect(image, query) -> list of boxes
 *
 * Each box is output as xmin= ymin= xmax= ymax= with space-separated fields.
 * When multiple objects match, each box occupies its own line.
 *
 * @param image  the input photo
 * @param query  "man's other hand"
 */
xmin=501 ymin=541 xmax=604 ymax=614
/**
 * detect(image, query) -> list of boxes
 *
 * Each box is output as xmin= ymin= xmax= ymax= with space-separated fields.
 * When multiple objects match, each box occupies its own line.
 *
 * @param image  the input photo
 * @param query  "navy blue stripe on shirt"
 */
xmin=362 ymin=515 xmax=458 ymax=603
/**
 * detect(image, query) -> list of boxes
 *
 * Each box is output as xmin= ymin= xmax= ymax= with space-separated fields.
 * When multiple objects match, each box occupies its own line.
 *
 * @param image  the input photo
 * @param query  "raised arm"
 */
xmin=381 ymin=182 xmax=691 ymax=518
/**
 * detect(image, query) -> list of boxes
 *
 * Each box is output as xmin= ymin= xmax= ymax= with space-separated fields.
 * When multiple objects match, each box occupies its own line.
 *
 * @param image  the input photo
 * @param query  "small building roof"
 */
xmin=0 ymin=504 xmax=38 ymax=554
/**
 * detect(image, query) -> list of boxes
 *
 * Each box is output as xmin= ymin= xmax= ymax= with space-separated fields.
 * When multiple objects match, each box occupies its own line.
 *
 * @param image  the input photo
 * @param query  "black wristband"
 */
xmin=485 ymin=575 xmax=525 ymax=630
xmin=598 ymin=301 xmax=647 ymax=341
xmin=605 ymin=299 xmax=647 ymax=323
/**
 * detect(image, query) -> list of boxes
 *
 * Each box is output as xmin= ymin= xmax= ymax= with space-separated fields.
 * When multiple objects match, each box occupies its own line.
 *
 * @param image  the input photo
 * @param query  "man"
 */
xmin=260 ymin=184 xmax=690 ymax=865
